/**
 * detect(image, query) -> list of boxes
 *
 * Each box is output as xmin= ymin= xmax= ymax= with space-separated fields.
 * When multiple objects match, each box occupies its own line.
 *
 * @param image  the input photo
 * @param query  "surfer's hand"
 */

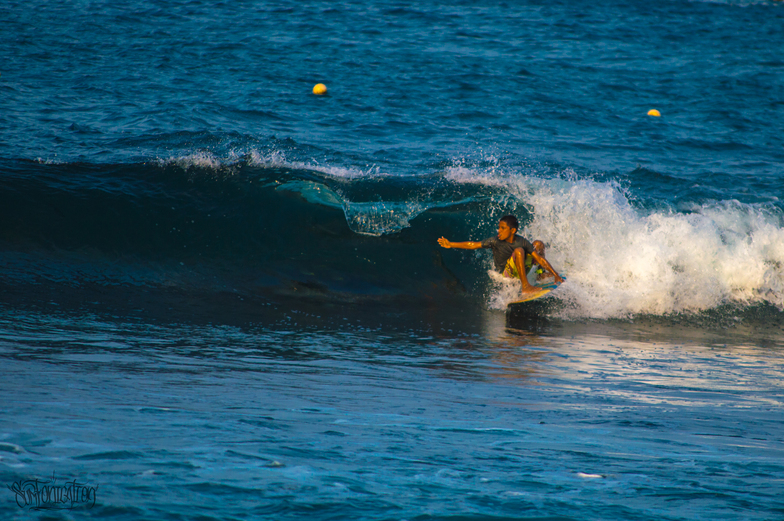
xmin=554 ymin=274 xmax=564 ymax=284
xmin=437 ymin=237 xmax=451 ymax=248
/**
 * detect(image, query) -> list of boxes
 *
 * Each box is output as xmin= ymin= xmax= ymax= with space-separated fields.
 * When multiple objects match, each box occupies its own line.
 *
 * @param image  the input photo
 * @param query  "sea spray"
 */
xmin=451 ymin=169 xmax=784 ymax=317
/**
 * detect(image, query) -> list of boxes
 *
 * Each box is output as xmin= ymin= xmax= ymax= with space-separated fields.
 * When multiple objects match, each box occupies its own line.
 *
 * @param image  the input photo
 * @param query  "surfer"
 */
xmin=437 ymin=215 xmax=563 ymax=295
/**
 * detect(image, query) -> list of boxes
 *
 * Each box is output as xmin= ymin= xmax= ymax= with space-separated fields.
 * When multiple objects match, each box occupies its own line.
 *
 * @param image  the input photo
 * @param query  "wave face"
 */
xmin=0 ymin=153 xmax=505 ymax=317
xmin=2 ymin=151 xmax=783 ymax=323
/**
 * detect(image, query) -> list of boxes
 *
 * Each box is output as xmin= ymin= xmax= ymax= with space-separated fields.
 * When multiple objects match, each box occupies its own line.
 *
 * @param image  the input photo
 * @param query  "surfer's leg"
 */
xmin=512 ymin=248 xmax=537 ymax=293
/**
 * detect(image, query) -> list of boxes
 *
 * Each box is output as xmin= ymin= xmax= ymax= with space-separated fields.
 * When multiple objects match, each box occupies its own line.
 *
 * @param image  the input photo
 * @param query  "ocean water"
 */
xmin=2 ymin=0 xmax=784 ymax=519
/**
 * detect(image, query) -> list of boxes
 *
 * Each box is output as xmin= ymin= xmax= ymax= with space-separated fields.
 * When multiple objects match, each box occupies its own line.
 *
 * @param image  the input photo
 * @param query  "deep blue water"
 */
xmin=2 ymin=0 xmax=784 ymax=519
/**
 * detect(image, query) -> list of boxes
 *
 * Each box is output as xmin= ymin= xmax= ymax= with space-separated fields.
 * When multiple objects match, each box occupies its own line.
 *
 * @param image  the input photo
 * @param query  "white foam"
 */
xmin=159 ymin=148 xmax=386 ymax=180
xmin=444 ymin=161 xmax=507 ymax=189
xmin=246 ymin=149 xmax=384 ymax=179
xmin=487 ymin=269 xmax=544 ymax=309
xmin=449 ymin=167 xmax=784 ymax=318
xmin=577 ymin=472 xmax=604 ymax=479
xmin=159 ymin=151 xmax=222 ymax=170
xmin=35 ymin=157 xmax=64 ymax=165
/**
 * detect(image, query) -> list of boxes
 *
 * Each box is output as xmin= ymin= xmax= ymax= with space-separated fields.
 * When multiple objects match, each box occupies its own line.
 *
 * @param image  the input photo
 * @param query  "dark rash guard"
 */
xmin=481 ymin=235 xmax=534 ymax=272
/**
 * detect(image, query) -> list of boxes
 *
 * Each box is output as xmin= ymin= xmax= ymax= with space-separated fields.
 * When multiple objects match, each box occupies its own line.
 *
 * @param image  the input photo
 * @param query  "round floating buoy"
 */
xmin=648 ymin=109 xmax=661 ymax=117
xmin=313 ymin=83 xmax=327 ymax=95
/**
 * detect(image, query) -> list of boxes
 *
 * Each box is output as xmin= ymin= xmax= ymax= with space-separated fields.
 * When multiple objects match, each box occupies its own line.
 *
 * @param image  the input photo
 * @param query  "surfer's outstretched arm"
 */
xmin=437 ymin=237 xmax=482 ymax=250
xmin=531 ymin=251 xmax=564 ymax=283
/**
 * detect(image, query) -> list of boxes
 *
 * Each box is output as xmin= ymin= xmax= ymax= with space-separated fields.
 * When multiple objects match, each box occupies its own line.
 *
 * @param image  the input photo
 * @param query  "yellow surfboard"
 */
xmin=508 ymin=279 xmax=563 ymax=305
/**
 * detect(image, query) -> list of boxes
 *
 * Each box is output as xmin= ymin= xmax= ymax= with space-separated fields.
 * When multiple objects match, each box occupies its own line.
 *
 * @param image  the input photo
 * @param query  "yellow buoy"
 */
xmin=312 ymin=83 xmax=328 ymax=95
xmin=647 ymin=109 xmax=661 ymax=117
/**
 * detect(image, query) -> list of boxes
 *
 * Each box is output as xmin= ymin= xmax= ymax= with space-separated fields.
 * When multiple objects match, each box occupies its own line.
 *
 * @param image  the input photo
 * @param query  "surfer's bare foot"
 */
xmin=520 ymin=284 xmax=540 ymax=295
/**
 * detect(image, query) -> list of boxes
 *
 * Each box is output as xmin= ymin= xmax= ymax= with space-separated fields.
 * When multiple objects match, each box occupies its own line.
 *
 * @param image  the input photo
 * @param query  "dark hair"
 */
xmin=499 ymin=215 xmax=518 ymax=230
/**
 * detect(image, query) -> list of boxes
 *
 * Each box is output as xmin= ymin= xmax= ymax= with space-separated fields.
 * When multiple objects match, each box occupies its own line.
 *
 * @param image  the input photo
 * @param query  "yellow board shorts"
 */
xmin=503 ymin=257 xmax=522 ymax=278
xmin=503 ymin=256 xmax=542 ymax=279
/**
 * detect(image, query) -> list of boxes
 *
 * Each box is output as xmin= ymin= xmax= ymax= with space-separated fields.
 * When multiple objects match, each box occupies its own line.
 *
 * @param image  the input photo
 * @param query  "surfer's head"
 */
xmin=497 ymin=215 xmax=518 ymax=241
xmin=499 ymin=215 xmax=518 ymax=231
